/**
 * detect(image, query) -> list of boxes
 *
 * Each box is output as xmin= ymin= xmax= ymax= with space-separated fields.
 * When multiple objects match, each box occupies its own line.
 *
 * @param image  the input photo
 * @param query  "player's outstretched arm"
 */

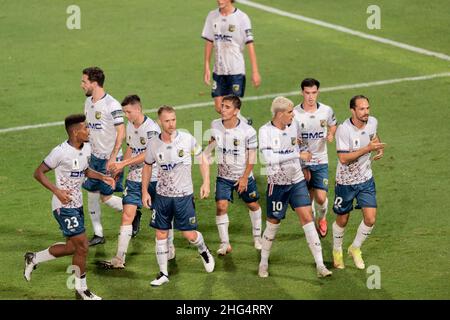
xmin=107 ymin=123 xmax=125 ymax=171
xmin=85 ymin=168 xmax=116 ymax=190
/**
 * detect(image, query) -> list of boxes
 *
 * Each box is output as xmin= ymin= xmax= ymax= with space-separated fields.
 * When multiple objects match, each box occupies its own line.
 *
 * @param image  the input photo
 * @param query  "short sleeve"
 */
xmin=246 ymin=127 xmax=258 ymax=149
xmin=335 ymin=125 xmax=350 ymax=153
xmin=110 ymin=101 xmax=124 ymax=126
xmin=201 ymin=12 xmax=214 ymax=42
xmin=240 ymin=12 xmax=254 ymax=43
xmin=43 ymin=145 xmax=63 ymax=169
xmin=144 ymin=143 xmax=156 ymax=165
xmin=327 ymin=107 xmax=337 ymax=126
xmin=191 ymin=135 xmax=202 ymax=156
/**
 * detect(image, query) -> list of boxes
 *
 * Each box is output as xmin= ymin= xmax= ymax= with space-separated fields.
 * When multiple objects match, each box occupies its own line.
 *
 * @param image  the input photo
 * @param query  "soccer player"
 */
xmin=202 ymin=0 xmax=261 ymax=124
xmin=332 ymin=95 xmax=385 ymax=270
xmin=204 ymin=95 xmax=262 ymax=256
xmin=81 ymin=67 xmax=126 ymax=246
xmin=294 ymin=78 xmax=337 ymax=238
xmin=258 ymin=96 xmax=332 ymax=278
xmin=99 ymin=95 xmax=176 ymax=268
xmin=24 ymin=114 xmax=115 ymax=300
xmin=142 ymin=106 xmax=215 ymax=286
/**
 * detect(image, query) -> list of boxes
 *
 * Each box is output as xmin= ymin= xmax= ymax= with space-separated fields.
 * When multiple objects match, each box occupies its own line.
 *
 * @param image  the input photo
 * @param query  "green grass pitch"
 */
xmin=0 ymin=0 xmax=449 ymax=299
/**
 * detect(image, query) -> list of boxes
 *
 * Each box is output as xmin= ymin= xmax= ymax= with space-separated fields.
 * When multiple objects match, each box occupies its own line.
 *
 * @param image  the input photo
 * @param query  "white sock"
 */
xmin=332 ymin=221 xmax=345 ymax=251
xmin=316 ymin=198 xmax=328 ymax=220
xmin=116 ymin=225 xmax=132 ymax=262
xmin=303 ymin=221 xmax=324 ymax=268
xmin=168 ymin=220 xmax=174 ymax=247
xmin=352 ymin=220 xmax=374 ymax=248
xmin=311 ymin=199 xmax=316 ymax=219
xmin=216 ymin=214 xmax=230 ymax=245
xmin=75 ymin=273 xmax=88 ymax=291
xmin=34 ymin=248 xmax=56 ymax=264
xmin=190 ymin=231 xmax=207 ymax=253
xmin=104 ymin=195 xmax=123 ymax=211
xmin=248 ymin=208 xmax=262 ymax=240
xmin=88 ymin=192 xmax=103 ymax=237
xmin=260 ymin=221 xmax=280 ymax=266
xmin=155 ymin=238 xmax=169 ymax=276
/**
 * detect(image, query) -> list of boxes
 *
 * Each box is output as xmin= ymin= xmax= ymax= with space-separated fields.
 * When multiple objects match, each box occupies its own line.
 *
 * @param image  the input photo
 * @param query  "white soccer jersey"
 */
xmin=84 ymin=94 xmax=124 ymax=159
xmin=144 ymin=131 xmax=202 ymax=197
xmin=202 ymin=8 xmax=254 ymax=75
xmin=259 ymin=121 xmax=305 ymax=185
xmin=210 ymin=119 xmax=257 ymax=181
xmin=126 ymin=116 xmax=160 ymax=183
xmin=294 ymin=103 xmax=337 ymax=165
xmin=43 ymin=141 xmax=91 ymax=211
xmin=335 ymin=116 xmax=378 ymax=185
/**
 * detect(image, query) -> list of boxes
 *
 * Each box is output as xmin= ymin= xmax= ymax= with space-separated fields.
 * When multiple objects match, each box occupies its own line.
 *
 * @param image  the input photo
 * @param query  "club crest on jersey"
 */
xmin=232 ymin=84 xmax=240 ymax=93
xmin=157 ymin=153 xmax=164 ymax=161
xmin=178 ymin=149 xmax=184 ymax=157
xmin=320 ymin=120 xmax=327 ymax=127
xmin=228 ymin=24 xmax=235 ymax=32
xmin=72 ymin=159 xmax=80 ymax=170
xmin=95 ymin=111 xmax=101 ymax=120
xmin=291 ymin=137 xmax=296 ymax=146
xmin=233 ymin=138 xmax=239 ymax=146
xmin=301 ymin=123 xmax=305 ymax=129
xmin=140 ymin=137 xmax=146 ymax=145
xmin=353 ymin=139 xmax=360 ymax=149
xmin=189 ymin=217 xmax=196 ymax=225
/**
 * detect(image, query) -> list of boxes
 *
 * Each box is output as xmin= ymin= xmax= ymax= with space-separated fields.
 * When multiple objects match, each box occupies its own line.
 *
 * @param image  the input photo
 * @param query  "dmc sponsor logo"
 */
xmin=214 ymin=34 xmax=232 ymax=42
xmin=221 ymin=148 xmax=239 ymax=156
xmin=301 ymin=132 xmax=324 ymax=139
xmin=161 ymin=163 xmax=178 ymax=171
xmin=131 ymin=147 xmax=146 ymax=154
xmin=70 ymin=171 xmax=85 ymax=177
xmin=274 ymin=149 xmax=294 ymax=155
xmin=87 ymin=122 xmax=102 ymax=130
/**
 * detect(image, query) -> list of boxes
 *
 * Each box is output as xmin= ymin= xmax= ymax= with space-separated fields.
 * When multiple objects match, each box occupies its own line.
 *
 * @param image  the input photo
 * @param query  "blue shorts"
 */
xmin=150 ymin=194 xmax=197 ymax=231
xmin=123 ymin=180 xmax=157 ymax=208
xmin=53 ymin=207 xmax=85 ymax=238
xmin=215 ymin=176 xmax=260 ymax=203
xmin=305 ymin=164 xmax=329 ymax=191
xmin=82 ymin=155 xmax=114 ymax=196
xmin=266 ymin=180 xmax=311 ymax=220
xmin=333 ymin=178 xmax=377 ymax=215
xmin=212 ymin=73 xmax=246 ymax=98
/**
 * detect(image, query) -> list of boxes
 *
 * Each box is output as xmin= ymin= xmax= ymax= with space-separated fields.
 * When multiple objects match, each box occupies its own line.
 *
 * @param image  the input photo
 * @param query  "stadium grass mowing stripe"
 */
xmin=236 ymin=0 xmax=450 ymax=61
xmin=1 ymin=71 xmax=449 ymax=134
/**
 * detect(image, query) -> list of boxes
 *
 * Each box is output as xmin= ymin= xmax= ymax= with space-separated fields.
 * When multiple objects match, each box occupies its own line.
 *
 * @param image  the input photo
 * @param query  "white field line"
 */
xmin=1 ymin=72 xmax=449 ymax=134
xmin=236 ymin=0 xmax=450 ymax=62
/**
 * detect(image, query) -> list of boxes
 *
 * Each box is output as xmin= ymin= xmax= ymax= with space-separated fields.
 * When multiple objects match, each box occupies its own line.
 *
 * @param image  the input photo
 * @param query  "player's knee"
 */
xmin=364 ymin=216 xmax=376 ymax=227
xmin=316 ymin=194 xmax=327 ymax=205
xmin=216 ymin=201 xmax=228 ymax=214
